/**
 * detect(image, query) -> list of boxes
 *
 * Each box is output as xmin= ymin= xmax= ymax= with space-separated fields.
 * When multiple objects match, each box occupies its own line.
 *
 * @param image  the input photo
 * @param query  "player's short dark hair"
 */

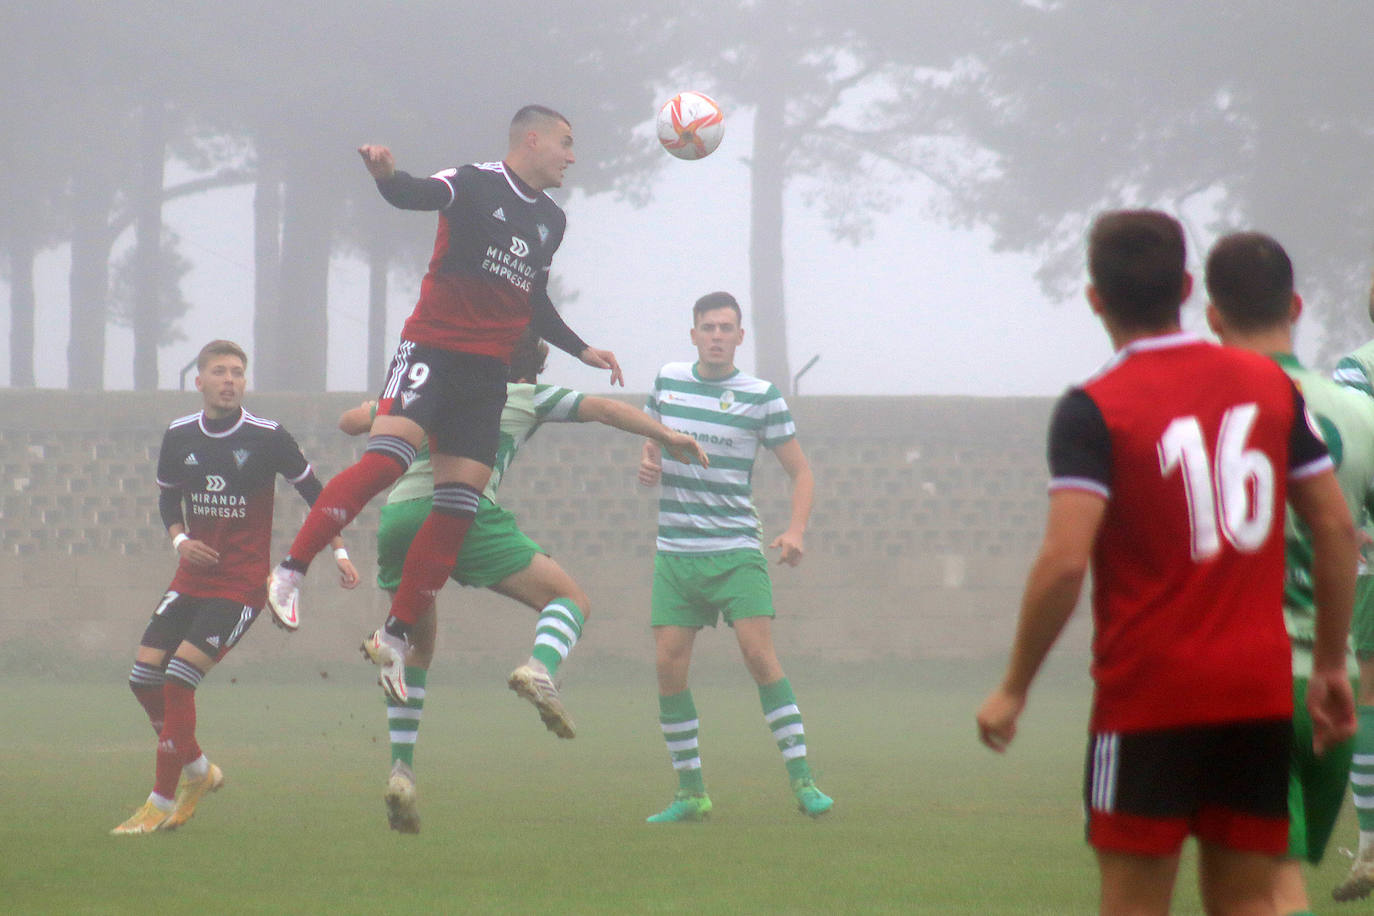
xmin=693 ymin=291 xmax=742 ymax=325
xmin=508 ymin=330 xmax=549 ymax=383
xmin=510 ymin=105 xmax=570 ymax=141
xmin=196 ymin=339 xmax=247 ymax=372
xmin=1204 ymin=232 xmax=1294 ymax=331
xmin=1087 ymin=210 xmax=1188 ymax=329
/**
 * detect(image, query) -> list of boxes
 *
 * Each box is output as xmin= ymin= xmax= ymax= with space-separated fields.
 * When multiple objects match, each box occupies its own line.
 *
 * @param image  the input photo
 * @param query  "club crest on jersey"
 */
xmin=536 ymin=223 xmax=549 ymax=246
xmin=184 ymin=453 xmax=198 ymax=466
xmin=400 ymin=390 xmax=420 ymax=409
xmin=492 ymin=207 xmax=506 ymax=221
xmin=233 ymin=448 xmax=250 ymax=469
xmin=719 ymin=390 xmax=735 ymax=411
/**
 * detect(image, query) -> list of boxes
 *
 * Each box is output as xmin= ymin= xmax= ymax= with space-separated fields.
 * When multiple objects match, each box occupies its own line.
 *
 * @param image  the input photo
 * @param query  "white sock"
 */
xmin=148 ymin=792 xmax=175 ymax=811
xmin=526 ymin=657 xmax=549 ymax=676
xmin=183 ymin=753 xmax=209 ymax=781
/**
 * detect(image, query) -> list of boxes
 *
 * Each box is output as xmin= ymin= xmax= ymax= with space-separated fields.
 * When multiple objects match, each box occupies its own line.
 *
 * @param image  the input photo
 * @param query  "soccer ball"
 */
xmin=656 ymin=91 xmax=725 ymax=160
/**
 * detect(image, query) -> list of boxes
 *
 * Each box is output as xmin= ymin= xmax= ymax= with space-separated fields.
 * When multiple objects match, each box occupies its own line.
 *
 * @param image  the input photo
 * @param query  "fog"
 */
xmin=6 ymin=2 xmax=1371 ymax=398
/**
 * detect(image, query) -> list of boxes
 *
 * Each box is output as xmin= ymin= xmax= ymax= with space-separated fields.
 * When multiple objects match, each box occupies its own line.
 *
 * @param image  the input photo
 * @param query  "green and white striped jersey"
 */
xmin=1275 ymin=353 xmax=1374 ymax=676
xmin=644 ymin=362 xmax=795 ymax=554
xmin=384 ymin=382 xmax=584 ymax=506
xmin=1332 ymin=338 xmax=1374 ymax=396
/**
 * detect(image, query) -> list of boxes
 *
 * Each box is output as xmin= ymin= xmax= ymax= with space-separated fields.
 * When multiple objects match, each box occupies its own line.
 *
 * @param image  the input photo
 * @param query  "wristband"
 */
xmin=172 ymin=533 xmax=189 ymax=552
xmin=333 ymin=547 xmax=349 ymax=561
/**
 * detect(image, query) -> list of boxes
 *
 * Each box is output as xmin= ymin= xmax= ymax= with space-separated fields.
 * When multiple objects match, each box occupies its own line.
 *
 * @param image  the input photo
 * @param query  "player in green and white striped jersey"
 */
xmin=1329 ymin=284 xmax=1374 ymax=900
xmin=1206 ymin=233 xmax=1374 ymax=914
xmin=639 ymin=291 xmax=833 ymax=822
xmin=344 ymin=332 xmax=707 ymax=833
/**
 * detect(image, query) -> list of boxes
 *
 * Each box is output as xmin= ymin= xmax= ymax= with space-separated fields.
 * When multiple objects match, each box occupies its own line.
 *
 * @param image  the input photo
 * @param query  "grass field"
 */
xmin=1 ymin=656 xmax=1362 ymax=914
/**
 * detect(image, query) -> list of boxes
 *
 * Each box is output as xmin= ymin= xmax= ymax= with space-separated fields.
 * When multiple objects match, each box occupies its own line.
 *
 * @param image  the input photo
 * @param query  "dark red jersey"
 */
xmin=381 ymin=162 xmax=571 ymax=361
xmin=1047 ymin=333 xmax=1331 ymax=733
xmin=156 ymin=408 xmax=313 ymax=607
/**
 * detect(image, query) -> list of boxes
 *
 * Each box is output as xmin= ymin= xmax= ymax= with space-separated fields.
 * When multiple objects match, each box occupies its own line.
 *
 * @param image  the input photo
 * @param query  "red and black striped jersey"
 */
xmin=156 ymin=408 xmax=313 ymax=607
xmin=1047 ymin=333 xmax=1331 ymax=733
xmin=379 ymin=161 xmax=580 ymax=361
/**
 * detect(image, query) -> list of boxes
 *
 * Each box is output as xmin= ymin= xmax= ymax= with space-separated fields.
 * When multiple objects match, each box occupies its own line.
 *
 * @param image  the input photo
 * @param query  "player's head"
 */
xmin=194 ymin=339 xmax=247 ymax=417
xmin=690 ymin=292 xmax=745 ymax=375
xmin=1086 ymin=210 xmax=1191 ymax=333
xmin=1203 ymin=232 xmax=1298 ymax=334
xmin=508 ymin=330 xmax=549 ymax=383
xmin=508 ymin=104 xmax=574 ymax=191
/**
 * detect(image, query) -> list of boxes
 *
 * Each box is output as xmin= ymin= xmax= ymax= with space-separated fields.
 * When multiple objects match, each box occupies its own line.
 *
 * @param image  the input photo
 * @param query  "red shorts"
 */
xmin=1083 ymin=718 xmax=1290 ymax=856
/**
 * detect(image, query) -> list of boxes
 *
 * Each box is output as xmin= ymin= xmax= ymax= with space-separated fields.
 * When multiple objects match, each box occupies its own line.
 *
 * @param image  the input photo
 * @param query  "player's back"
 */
xmin=1076 ymin=334 xmax=1316 ymax=733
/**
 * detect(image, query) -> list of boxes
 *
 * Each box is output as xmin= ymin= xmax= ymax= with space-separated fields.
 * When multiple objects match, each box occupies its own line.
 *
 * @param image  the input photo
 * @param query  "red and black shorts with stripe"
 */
xmin=1083 ymin=717 xmax=1290 ymax=857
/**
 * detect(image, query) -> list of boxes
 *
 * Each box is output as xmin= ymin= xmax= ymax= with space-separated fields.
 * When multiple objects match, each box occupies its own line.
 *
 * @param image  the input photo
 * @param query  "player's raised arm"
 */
xmin=359 ymin=145 xmax=454 ymax=211
xmin=575 ymin=396 xmax=707 ymax=467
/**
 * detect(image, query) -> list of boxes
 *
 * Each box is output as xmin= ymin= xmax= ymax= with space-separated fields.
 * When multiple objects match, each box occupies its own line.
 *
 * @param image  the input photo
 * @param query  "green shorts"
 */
xmin=1288 ymin=676 xmax=1357 ymax=864
xmin=650 ymin=549 xmax=774 ymax=629
xmin=1354 ymin=575 xmax=1374 ymax=660
xmin=376 ymin=498 xmax=542 ymax=591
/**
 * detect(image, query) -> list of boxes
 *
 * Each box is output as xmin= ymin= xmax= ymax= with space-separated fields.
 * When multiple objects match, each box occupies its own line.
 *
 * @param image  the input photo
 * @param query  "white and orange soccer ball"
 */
xmin=656 ymin=91 xmax=725 ymax=161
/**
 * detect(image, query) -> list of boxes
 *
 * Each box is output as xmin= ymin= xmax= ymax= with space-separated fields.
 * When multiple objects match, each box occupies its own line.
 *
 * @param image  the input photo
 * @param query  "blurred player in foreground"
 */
xmin=346 ymin=331 xmax=707 ymax=833
xmin=1328 ymin=276 xmax=1374 ymax=903
xmin=638 ymin=291 xmax=832 ymax=822
xmin=265 ymin=105 xmax=621 ymax=710
xmin=111 ymin=340 xmax=358 ymax=835
xmin=977 ymin=211 xmax=1358 ymax=914
xmin=1205 ymin=231 xmax=1374 ymax=916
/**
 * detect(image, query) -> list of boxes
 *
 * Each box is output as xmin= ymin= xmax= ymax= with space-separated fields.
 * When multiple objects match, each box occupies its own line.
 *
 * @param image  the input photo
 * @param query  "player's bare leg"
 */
xmin=1195 ymin=842 xmax=1277 ymax=916
xmin=733 ymin=618 xmax=832 ymax=817
xmin=495 ymin=555 xmax=588 ymax=739
xmin=1096 ymin=849 xmax=1181 ymax=916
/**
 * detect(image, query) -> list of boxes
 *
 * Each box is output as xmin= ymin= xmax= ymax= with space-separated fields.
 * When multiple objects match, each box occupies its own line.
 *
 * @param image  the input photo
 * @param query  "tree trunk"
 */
xmin=749 ymin=88 xmax=791 ymax=395
xmin=367 ymin=228 xmax=389 ymax=393
xmin=8 ymin=219 xmax=36 ymax=387
xmin=277 ymin=149 xmax=333 ymax=391
xmin=68 ymin=170 xmax=113 ymax=390
xmin=132 ymin=99 xmax=166 ymax=390
xmin=253 ymin=145 xmax=284 ymax=389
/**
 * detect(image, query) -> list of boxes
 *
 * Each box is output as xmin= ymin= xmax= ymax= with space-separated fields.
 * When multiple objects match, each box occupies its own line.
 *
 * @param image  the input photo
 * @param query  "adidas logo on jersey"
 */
xmin=184 ymin=454 xmax=199 ymax=465
xmin=492 ymin=207 xmax=506 ymax=221
xmin=205 ymin=634 xmax=221 ymax=648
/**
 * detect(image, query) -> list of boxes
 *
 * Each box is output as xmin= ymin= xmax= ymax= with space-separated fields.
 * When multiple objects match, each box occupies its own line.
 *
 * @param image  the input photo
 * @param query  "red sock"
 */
xmin=286 ymin=451 xmax=405 ymax=568
xmin=131 ymin=684 xmax=164 ymax=736
xmin=389 ymin=510 xmax=474 ymax=625
xmin=154 ymin=680 xmax=202 ymax=799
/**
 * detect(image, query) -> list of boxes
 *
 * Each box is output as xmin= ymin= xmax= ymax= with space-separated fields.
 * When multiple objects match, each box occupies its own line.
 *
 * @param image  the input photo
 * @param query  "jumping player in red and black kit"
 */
xmin=111 ymin=340 xmax=359 ymax=835
xmin=265 ymin=105 xmax=622 ymax=706
xmin=976 ymin=211 xmax=1359 ymax=914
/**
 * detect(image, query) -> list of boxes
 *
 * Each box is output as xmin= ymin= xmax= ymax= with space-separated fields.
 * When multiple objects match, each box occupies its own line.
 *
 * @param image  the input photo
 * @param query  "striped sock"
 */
xmin=759 ymin=678 xmax=812 ymax=782
xmin=529 ymin=599 xmax=584 ymax=677
xmin=387 ymin=666 xmax=428 ymax=769
xmin=129 ymin=660 xmax=165 ymax=735
xmin=659 ymin=690 xmax=705 ymax=794
xmin=1353 ymin=706 xmax=1374 ymax=833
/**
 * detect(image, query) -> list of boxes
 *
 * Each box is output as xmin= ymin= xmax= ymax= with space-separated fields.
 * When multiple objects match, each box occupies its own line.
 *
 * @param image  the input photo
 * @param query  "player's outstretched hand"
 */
xmin=176 ymin=537 xmax=220 ymax=568
xmin=336 ymin=555 xmax=360 ymax=590
xmin=1307 ymin=668 xmax=1357 ymax=754
xmin=579 ymin=347 xmax=624 ymax=387
xmin=663 ymin=432 xmax=709 ymax=468
xmin=976 ymin=688 xmax=1025 ymax=753
xmin=638 ymin=444 xmax=662 ymax=488
xmin=769 ymin=529 xmax=805 ymax=566
xmin=357 ymin=145 xmax=395 ymax=181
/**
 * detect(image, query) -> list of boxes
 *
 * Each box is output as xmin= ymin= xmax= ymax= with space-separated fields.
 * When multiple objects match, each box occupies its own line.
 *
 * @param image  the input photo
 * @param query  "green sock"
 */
xmin=659 ymin=689 xmax=705 ymax=794
xmin=529 ymin=599 xmax=584 ymax=677
xmin=386 ymin=666 xmax=428 ymax=769
xmin=759 ymin=677 xmax=811 ymax=782
xmin=1353 ymin=705 xmax=1374 ymax=831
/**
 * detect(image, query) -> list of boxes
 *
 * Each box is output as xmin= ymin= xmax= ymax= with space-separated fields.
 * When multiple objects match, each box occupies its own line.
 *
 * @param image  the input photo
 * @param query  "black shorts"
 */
xmin=141 ymin=590 xmax=259 ymax=661
xmin=1083 ymin=717 xmax=1291 ymax=856
xmin=377 ymin=340 xmax=507 ymax=465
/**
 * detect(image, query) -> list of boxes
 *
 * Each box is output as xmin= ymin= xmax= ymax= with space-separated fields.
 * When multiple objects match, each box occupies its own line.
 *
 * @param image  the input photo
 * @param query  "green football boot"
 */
xmin=646 ymin=790 xmax=712 ymax=823
xmin=792 ymin=778 xmax=833 ymax=818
